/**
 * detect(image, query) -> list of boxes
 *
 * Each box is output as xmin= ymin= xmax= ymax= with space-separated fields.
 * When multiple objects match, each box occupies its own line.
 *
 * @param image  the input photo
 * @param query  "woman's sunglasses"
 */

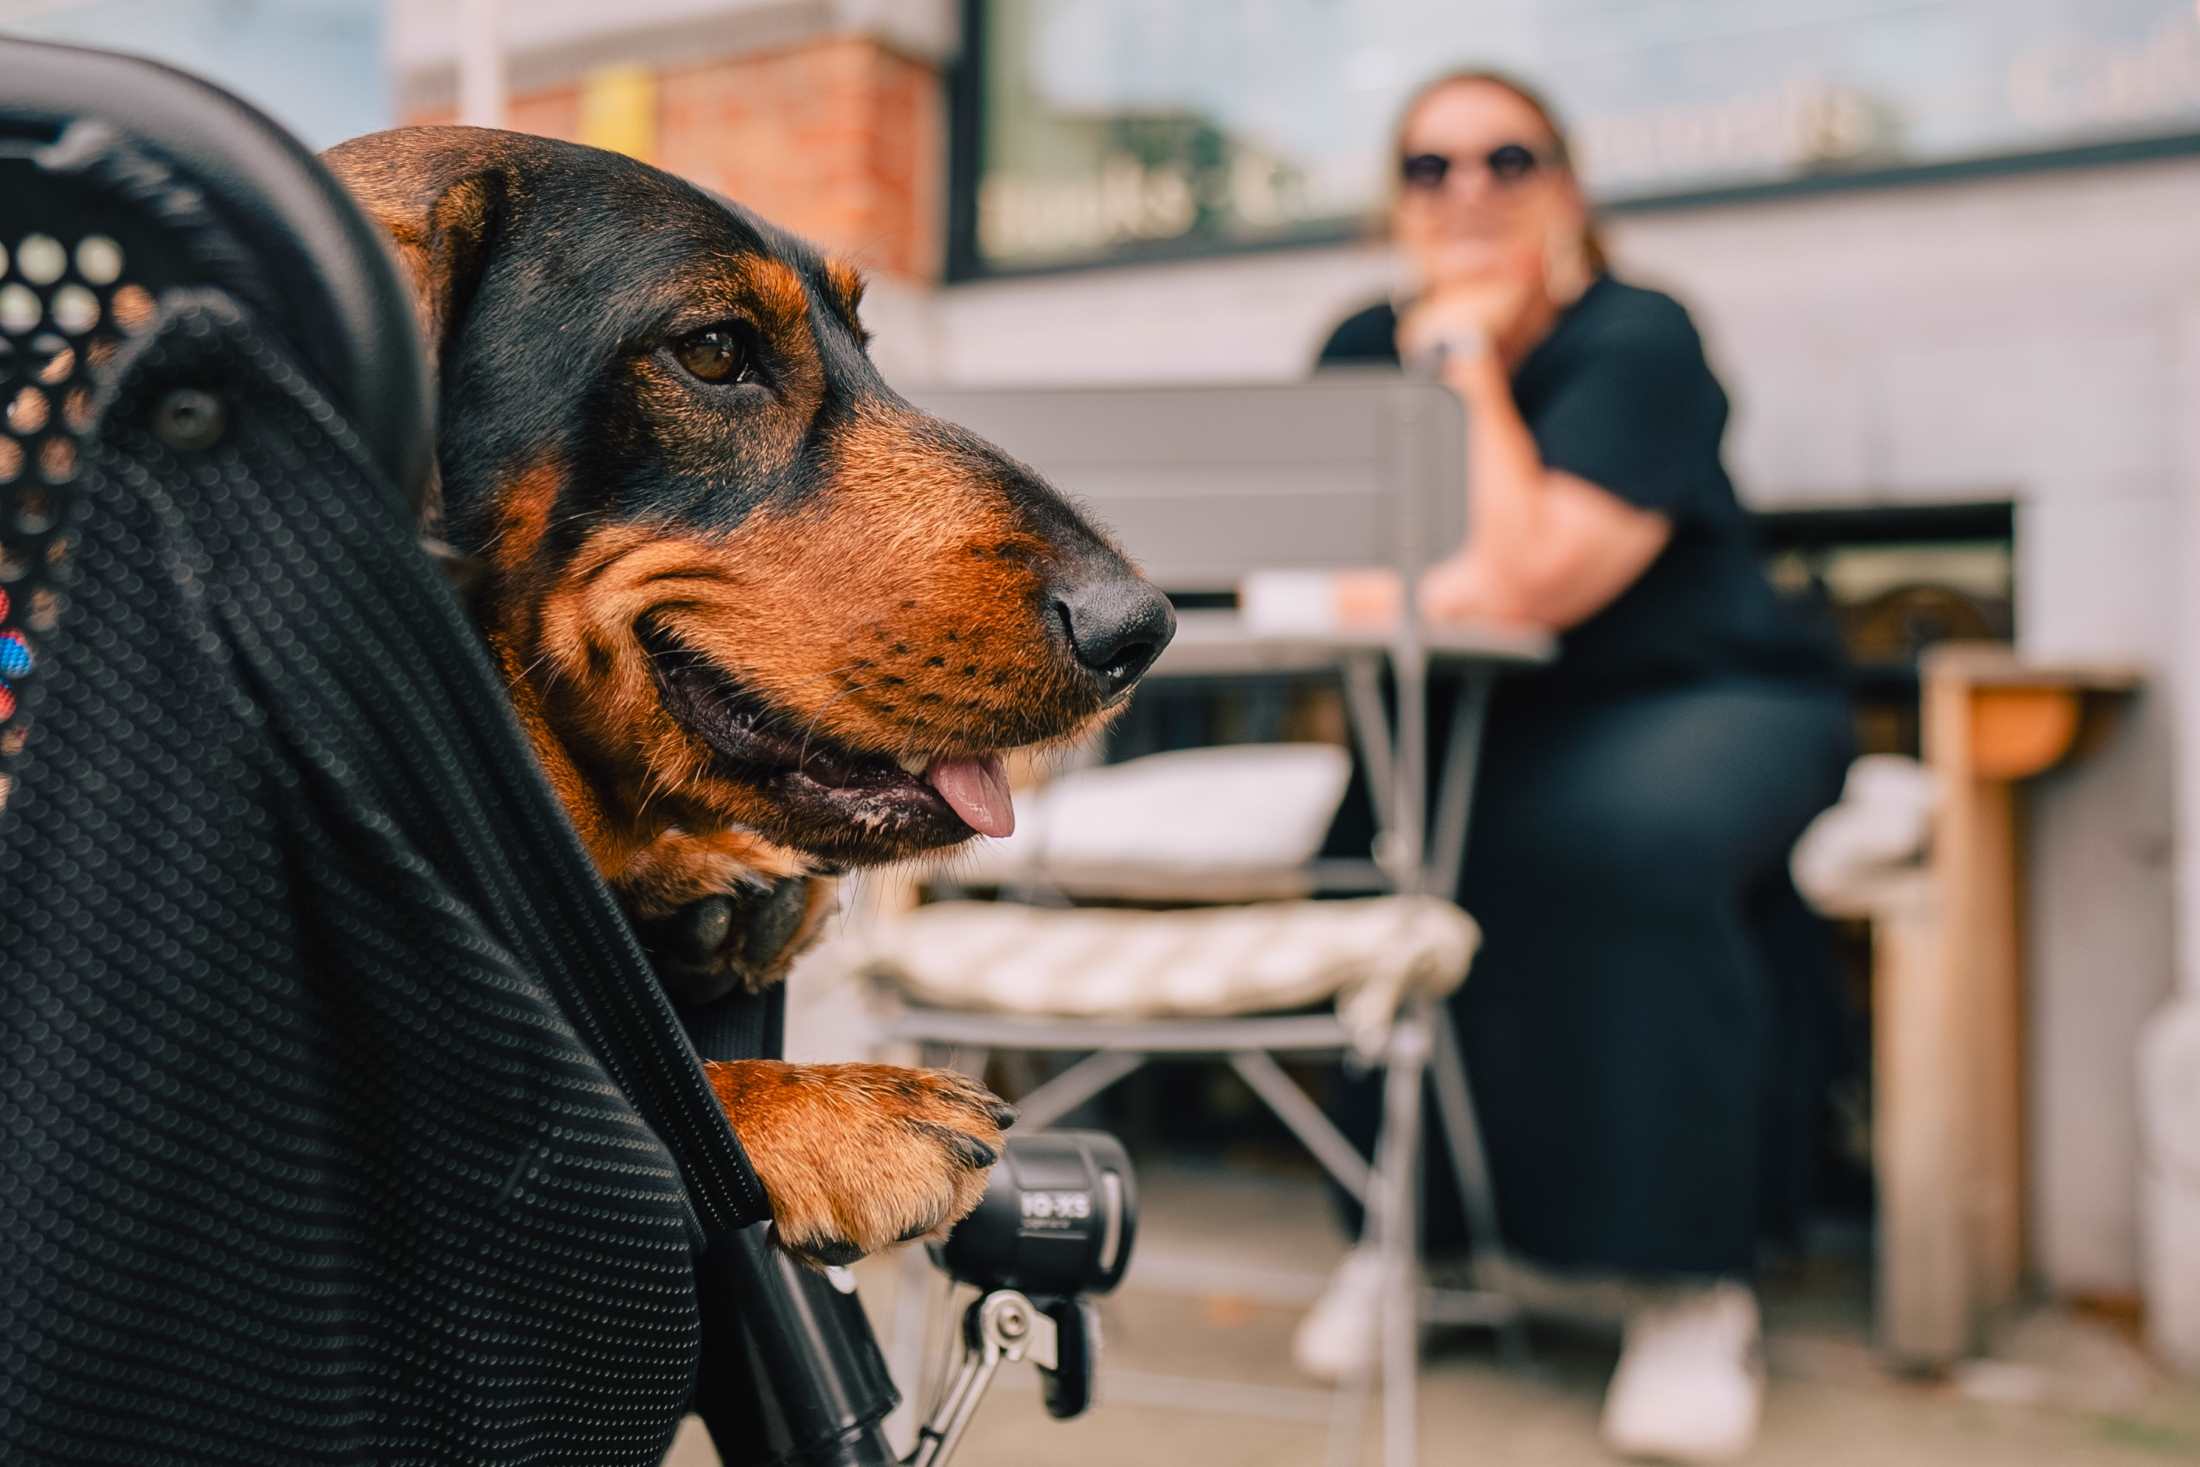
xmin=1399 ymin=142 xmax=1550 ymax=191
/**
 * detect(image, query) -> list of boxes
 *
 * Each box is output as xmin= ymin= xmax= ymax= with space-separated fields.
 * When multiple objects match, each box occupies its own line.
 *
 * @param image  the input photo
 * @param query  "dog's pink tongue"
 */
xmin=927 ymin=756 xmax=1015 ymax=838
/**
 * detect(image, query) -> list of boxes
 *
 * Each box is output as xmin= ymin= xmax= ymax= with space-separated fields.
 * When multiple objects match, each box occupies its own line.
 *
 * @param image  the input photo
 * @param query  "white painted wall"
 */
xmin=2175 ymin=301 xmax=2200 ymax=999
xmin=870 ymin=158 xmax=2200 ymax=1302
xmin=2148 ymin=282 xmax=2200 ymax=1371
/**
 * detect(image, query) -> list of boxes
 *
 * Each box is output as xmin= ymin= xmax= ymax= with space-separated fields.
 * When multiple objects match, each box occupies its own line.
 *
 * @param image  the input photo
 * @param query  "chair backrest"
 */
xmin=902 ymin=375 xmax=1466 ymax=595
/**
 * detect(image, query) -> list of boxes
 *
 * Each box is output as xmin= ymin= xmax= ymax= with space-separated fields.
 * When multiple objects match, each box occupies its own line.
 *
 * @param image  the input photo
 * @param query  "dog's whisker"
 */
xmin=632 ymin=748 xmax=676 ymax=817
xmin=513 ymin=645 xmax=563 ymax=687
xmin=635 ymin=735 xmax=718 ymax=825
xmin=791 ymin=667 xmax=874 ymax=771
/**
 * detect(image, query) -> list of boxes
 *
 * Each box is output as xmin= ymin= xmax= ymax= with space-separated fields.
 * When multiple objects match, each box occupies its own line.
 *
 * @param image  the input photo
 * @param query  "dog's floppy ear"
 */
xmin=322 ymin=128 xmax=514 ymax=540
xmin=321 ymin=127 xmax=512 ymax=384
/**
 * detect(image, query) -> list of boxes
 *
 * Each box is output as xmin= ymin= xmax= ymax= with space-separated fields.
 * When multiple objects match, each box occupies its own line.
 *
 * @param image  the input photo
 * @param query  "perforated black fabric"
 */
xmin=0 ymin=294 xmax=768 ymax=1464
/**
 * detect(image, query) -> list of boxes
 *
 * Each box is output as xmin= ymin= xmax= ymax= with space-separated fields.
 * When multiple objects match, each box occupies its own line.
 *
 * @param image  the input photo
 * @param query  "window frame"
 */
xmin=944 ymin=0 xmax=2200 ymax=283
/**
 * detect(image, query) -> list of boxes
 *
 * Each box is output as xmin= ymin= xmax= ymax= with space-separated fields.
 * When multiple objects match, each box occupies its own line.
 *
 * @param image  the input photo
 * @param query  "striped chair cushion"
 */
xmin=825 ymin=895 xmax=1478 ymax=1055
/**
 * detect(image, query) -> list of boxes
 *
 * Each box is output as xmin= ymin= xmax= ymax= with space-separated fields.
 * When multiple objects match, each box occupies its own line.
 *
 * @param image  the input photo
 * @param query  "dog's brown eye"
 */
xmin=674 ymin=326 xmax=752 ymax=385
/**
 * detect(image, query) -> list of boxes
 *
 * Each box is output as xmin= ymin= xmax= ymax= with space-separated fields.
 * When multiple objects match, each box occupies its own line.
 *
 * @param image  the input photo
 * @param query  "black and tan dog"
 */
xmin=322 ymin=127 xmax=1173 ymax=1265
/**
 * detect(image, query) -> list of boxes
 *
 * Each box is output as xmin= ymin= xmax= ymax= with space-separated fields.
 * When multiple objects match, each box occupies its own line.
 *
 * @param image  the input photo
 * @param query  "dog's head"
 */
xmin=323 ymin=127 xmax=1171 ymax=870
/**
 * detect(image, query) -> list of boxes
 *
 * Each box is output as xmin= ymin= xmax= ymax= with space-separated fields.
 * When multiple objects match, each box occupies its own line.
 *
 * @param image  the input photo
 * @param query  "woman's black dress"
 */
xmin=1320 ymin=277 xmax=1852 ymax=1277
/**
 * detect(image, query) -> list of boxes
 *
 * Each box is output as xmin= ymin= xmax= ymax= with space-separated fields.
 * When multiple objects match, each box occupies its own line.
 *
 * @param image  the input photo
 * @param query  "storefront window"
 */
xmin=963 ymin=0 xmax=2200 ymax=274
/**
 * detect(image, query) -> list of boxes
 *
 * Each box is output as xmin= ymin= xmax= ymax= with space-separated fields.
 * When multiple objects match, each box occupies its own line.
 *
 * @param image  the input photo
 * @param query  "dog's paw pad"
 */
xmin=634 ymin=879 xmax=825 ymax=1004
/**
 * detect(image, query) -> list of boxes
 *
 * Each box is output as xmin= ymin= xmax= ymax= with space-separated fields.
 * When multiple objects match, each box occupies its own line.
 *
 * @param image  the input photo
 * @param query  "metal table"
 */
xmin=1150 ymin=609 xmax=1555 ymax=901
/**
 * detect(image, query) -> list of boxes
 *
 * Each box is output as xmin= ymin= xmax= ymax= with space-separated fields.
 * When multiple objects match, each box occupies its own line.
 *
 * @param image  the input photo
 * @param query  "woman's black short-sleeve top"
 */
xmin=1318 ymin=276 xmax=1840 ymax=696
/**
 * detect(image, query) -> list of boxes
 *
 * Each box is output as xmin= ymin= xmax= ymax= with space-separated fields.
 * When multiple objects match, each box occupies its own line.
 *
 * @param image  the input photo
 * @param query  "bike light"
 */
xmin=933 ymin=1130 xmax=1136 ymax=1300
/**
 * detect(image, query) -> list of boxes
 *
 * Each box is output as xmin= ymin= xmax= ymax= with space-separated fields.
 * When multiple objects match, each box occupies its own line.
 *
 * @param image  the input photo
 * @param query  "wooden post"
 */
xmin=1880 ymin=647 xmax=2139 ymax=1363
xmin=1923 ymin=671 xmax=2037 ymax=1330
xmin=1871 ymin=874 xmax=1971 ymax=1365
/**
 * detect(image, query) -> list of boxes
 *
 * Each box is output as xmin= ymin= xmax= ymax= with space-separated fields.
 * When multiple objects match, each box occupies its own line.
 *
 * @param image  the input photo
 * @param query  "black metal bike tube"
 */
xmin=692 ymin=1222 xmax=903 ymax=1467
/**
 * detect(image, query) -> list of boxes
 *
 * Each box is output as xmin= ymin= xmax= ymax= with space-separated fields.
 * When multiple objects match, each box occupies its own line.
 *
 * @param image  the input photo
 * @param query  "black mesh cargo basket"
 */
xmin=0 ymin=40 xmax=769 ymax=1465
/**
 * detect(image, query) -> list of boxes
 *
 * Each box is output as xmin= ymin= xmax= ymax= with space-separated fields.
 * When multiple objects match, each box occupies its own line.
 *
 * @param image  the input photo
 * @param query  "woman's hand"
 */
xmin=1323 ymin=559 xmax=1532 ymax=630
xmin=1417 ymin=555 xmax=1489 ymax=622
xmin=1398 ymin=283 xmax=1525 ymax=365
xmin=1417 ymin=555 xmax=1534 ymax=625
xmin=1398 ymin=233 xmax=1547 ymax=367
xmin=1331 ymin=567 xmax=1403 ymax=629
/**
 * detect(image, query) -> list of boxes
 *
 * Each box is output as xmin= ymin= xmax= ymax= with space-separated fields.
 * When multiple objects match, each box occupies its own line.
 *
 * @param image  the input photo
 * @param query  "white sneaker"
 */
xmin=1600 ymin=1281 xmax=1765 ymax=1462
xmin=1292 ymin=1247 xmax=1390 ymax=1382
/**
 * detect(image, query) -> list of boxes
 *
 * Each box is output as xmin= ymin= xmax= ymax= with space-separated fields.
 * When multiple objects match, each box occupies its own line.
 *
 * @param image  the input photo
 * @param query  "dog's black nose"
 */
xmin=1051 ymin=569 xmax=1176 ymax=699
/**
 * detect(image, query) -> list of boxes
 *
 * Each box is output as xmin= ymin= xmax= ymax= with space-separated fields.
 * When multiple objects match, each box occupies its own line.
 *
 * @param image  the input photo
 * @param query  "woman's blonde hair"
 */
xmin=1386 ymin=67 xmax=1610 ymax=276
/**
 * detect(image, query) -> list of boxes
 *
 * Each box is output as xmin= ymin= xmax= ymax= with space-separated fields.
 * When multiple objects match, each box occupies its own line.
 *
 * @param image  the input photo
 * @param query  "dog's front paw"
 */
xmin=632 ymin=876 xmax=836 ymax=1005
xmin=615 ymin=827 xmax=834 ymax=1003
xmin=705 ymin=1060 xmax=1015 ymax=1265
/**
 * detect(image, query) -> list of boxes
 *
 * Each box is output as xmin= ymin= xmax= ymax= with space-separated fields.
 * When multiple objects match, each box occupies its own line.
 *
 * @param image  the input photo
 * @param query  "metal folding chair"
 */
xmin=858 ymin=376 xmax=1557 ymax=1467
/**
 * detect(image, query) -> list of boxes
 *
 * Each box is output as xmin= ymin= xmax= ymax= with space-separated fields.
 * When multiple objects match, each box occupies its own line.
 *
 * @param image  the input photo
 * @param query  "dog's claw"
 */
xmin=946 ymin=1132 xmax=997 ymax=1171
xmin=804 ymin=1239 xmax=865 ymax=1268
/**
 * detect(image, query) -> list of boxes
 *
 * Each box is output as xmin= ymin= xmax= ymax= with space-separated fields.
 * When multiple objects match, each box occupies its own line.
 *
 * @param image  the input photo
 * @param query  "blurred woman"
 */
xmin=1303 ymin=70 xmax=1851 ymax=1462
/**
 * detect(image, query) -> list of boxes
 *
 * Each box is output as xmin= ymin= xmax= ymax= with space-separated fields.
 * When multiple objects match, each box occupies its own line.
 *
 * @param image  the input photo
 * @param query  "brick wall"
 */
xmin=406 ymin=35 xmax=944 ymax=281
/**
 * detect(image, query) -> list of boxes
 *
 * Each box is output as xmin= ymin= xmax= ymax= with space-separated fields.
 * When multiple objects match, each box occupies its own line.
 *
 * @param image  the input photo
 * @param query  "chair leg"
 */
xmin=1378 ymin=1014 xmax=1432 ymax=1467
xmin=1428 ymin=1017 xmax=1499 ymax=1253
xmin=1431 ymin=1012 xmax=1531 ymax=1366
xmin=883 ymin=1246 xmax=950 ymax=1450
xmin=997 ymin=1048 xmax=1147 ymax=1133
xmin=1322 ymin=1011 xmax=1439 ymax=1467
xmin=1229 ymin=1049 xmax=1374 ymax=1203
xmin=883 ymin=1039 xmax=963 ymax=1450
